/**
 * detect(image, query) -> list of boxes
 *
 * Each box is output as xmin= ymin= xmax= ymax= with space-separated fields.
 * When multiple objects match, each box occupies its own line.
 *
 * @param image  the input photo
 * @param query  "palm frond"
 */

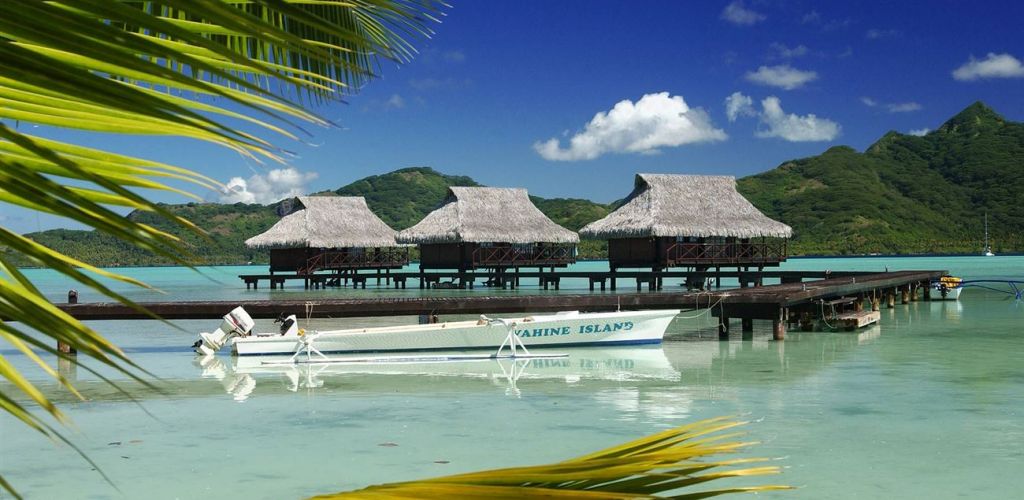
xmin=314 ymin=418 xmax=792 ymax=499
xmin=0 ymin=1 xmax=443 ymax=497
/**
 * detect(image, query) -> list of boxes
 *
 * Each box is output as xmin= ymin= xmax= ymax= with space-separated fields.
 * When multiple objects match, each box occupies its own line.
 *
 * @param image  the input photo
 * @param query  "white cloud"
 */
xmin=865 ymin=28 xmax=899 ymax=39
xmin=770 ymin=43 xmax=809 ymax=59
xmin=860 ymin=97 xmax=878 ymax=107
xmin=725 ymin=92 xmax=756 ymax=122
xmin=220 ymin=168 xmax=318 ymax=204
xmin=908 ymin=128 xmax=930 ymax=136
xmin=952 ymin=53 xmax=1024 ymax=81
xmin=534 ymin=92 xmax=726 ymax=161
xmin=721 ymin=1 xmax=765 ymax=26
xmin=443 ymin=50 xmax=466 ymax=63
xmin=887 ymin=101 xmax=922 ymax=113
xmin=385 ymin=94 xmax=405 ymax=110
xmin=409 ymin=77 xmax=473 ymax=91
xmin=756 ymin=96 xmax=840 ymax=142
xmin=800 ymin=11 xmax=821 ymax=24
xmin=745 ymin=65 xmax=818 ymax=90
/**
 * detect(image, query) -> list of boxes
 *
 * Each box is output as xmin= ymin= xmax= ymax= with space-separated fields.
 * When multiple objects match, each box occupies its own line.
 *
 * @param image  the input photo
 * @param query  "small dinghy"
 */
xmin=192 ymin=307 xmax=680 ymax=360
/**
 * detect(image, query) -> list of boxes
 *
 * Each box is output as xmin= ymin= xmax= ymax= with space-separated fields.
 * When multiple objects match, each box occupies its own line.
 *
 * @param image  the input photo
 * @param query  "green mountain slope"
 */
xmin=327 ymin=166 xmax=481 ymax=230
xmin=8 ymin=102 xmax=1022 ymax=267
xmin=737 ymin=102 xmax=1023 ymax=254
xmin=10 ymin=168 xmax=612 ymax=266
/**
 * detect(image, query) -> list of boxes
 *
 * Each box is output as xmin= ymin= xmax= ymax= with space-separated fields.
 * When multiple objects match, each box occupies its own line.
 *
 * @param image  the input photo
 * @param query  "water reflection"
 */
xmin=196 ymin=346 xmax=682 ymax=401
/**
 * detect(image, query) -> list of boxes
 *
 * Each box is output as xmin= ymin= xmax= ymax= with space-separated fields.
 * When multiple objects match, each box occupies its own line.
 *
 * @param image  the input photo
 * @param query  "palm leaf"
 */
xmin=314 ymin=418 xmax=791 ymax=499
xmin=0 ymin=1 xmax=443 ymax=497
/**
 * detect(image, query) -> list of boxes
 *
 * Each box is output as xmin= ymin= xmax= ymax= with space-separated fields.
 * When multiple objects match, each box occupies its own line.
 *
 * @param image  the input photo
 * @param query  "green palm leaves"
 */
xmin=316 ymin=417 xmax=791 ymax=499
xmin=1 ymin=1 xmax=441 ymax=497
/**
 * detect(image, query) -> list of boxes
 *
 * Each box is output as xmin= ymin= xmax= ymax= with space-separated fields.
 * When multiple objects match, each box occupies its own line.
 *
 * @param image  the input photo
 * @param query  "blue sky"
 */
xmin=6 ymin=0 xmax=1024 ymax=233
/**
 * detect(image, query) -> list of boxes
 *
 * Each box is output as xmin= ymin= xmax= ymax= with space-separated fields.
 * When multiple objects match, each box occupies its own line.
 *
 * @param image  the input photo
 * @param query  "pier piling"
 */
xmin=59 ymin=290 xmax=78 ymax=356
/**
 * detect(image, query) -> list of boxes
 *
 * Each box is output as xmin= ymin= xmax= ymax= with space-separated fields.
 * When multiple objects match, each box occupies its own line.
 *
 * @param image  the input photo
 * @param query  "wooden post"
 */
xmin=772 ymin=308 xmax=785 ymax=341
xmin=922 ymin=283 xmax=931 ymax=301
xmin=910 ymin=283 xmax=919 ymax=302
xmin=900 ymin=287 xmax=909 ymax=304
xmin=59 ymin=291 xmax=78 ymax=356
xmin=741 ymin=317 xmax=753 ymax=332
xmin=871 ymin=296 xmax=881 ymax=311
xmin=887 ymin=289 xmax=895 ymax=308
xmin=718 ymin=316 xmax=730 ymax=340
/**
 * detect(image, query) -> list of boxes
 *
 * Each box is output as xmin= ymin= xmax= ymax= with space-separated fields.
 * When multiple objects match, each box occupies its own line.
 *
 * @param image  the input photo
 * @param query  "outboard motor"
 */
xmin=193 ymin=307 xmax=256 ymax=356
xmin=275 ymin=313 xmax=299 ymax=337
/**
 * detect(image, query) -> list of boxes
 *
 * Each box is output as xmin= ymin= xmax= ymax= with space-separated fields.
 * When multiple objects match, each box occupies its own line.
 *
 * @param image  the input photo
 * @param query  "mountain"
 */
xmin=8 ymin=102 xmax=1022 ymax=267
xmin=325 ymin=167 xmax=481 ymax=230
xmin=737 ymin=102 xmax=1023 ymax=254
xmin=10 ymin=167 xmax=612 ymax=266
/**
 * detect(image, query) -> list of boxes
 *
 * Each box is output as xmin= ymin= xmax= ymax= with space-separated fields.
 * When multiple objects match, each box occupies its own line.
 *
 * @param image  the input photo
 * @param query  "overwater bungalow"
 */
xmin=397 ymin=187 xmax=579 ymax=272
xmin=245 ymin=196 xmax=408 ymax=276
xmin=580 ymin=173 xmax=792 ymax=272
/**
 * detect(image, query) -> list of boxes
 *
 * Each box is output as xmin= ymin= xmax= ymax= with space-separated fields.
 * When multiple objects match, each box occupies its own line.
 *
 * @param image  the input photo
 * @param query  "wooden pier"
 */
xmin=238 ymin=269 xmax=869 ymax=291
xmin=37 ymin=270 xmax=946 ymax=341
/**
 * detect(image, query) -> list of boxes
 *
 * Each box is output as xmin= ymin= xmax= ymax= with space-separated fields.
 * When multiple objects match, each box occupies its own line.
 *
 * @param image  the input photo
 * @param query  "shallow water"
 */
xmin=2 ymin=256 xmax=1022 ymax=499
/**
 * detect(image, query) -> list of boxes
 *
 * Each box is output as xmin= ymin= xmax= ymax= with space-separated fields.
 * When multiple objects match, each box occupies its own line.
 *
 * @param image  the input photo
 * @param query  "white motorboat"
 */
xmin=193 ymin=307 xmax=681 ymax=357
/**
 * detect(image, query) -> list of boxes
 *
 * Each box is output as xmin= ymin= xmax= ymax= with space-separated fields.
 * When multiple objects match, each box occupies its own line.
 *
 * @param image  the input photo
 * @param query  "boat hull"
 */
xmin=232 ymin=310 xmax=680 ymax=356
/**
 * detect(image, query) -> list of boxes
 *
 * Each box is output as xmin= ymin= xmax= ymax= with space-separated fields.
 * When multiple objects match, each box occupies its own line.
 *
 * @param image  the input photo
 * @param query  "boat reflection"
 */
xmin=196 ymin=346 xmax=682 ymax=401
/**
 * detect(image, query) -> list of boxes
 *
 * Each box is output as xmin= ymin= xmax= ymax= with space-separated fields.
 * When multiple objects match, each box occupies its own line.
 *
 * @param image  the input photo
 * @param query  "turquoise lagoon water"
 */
xmin=1 ymin=256 xmax=1022 ymax=499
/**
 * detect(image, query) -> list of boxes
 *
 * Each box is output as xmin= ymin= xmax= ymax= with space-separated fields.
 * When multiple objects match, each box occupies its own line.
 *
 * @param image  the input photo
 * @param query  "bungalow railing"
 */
xmin=664 ymin=240 xmax=787 ymax=266
xmin=299 ymin=247 xmax=410 ymax=274
xmin=471 ymin=245 xmax=576 ymax=267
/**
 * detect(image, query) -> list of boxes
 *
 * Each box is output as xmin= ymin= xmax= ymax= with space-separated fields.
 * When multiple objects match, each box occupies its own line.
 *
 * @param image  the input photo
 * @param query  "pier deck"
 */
xmin=43 ymin=272 xmax=945 ymax=340
xmin=238 ymin=269 xmax=868 ymax=291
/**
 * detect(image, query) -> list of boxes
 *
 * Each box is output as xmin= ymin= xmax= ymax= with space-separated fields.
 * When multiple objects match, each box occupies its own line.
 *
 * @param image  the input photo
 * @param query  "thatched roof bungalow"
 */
xmin=397 ymin=187 xmax=579 ymax=270
xmin=246 ymin=196 xmax=407 ymax=273
xmin=580 ymin=174 xmax=792 ymax=270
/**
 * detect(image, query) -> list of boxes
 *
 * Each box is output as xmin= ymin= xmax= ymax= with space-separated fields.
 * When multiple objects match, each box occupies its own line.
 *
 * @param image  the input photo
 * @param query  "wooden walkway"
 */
xmin=239 ymin=269 xmax=867 ymax=291
xmin=40 ymin=270 xmax=945 ymax=340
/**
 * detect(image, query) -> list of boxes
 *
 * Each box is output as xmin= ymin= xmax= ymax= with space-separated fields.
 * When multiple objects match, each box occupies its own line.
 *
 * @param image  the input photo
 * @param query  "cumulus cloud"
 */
xmin=725 ymin=92 xmax=756 ymax=122
xmin=755 ymin=96 xmax=840 ymax=142
xmin=745 ymin=65 xmax=818 ymax=90
xmin=952 ymin=53 xmax=1024 ymax=81
xmin=533 ymin=92 xmax=727 ymax=161
xmin=770 ymin=43 xmax=809 ymax=59
xmin=908 ymin=128 xmax=930 ymax=136
xmin=887 ymin=101 xmax=922 ymax=113
xmin=721 ymin=1 xmax=765 ymax=26
xmin=220 ymin=168 xmax=318 ymax=204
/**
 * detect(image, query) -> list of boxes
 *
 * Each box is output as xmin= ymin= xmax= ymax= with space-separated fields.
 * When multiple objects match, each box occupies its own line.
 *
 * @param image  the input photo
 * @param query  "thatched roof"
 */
xmin=396 ymin=187 xmax=579 ymax=244
xmin=245 ymin=196 xmax=400 ymax=248
xmin=579 ymin=174 xmax=792 ymax=239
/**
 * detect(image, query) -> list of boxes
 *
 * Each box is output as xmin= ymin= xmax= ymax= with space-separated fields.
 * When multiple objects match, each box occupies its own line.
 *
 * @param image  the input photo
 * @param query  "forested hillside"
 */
xmin=737 ymin=102 xmax=1023 ymax=254
xmin=8 ymin=102 xmax=1022 ymax=267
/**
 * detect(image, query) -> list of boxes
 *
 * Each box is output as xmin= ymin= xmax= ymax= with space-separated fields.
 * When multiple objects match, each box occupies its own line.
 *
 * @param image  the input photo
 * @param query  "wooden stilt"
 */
xmin=772 ymin=308 xmax=785 ymax=341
